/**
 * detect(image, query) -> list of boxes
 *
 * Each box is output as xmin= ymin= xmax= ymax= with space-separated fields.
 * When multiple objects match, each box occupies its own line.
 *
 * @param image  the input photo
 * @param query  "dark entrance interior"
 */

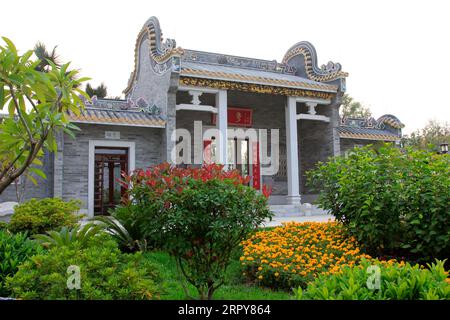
xmin=228 ymin=137 xmax=250 ymax=177
xmin=94 ymin=147 xmax=128 ymax=215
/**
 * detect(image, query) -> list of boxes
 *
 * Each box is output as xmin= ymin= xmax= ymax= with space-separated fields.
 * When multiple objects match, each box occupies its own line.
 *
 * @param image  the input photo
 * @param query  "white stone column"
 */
xmin=216 ymin=89 xmax=228 ymax=165
xmin=285 ymin=96 xmax=301 ymax=205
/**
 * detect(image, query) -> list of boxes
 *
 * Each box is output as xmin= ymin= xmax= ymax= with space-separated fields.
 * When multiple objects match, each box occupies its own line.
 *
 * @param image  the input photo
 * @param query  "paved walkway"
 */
xmin=262 ymin=215 xmax=334 ymax=227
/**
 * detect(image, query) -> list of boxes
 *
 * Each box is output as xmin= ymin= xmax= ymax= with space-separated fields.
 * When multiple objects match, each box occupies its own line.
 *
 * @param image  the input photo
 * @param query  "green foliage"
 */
xmin=340 ymin=94 xmax=372 ymax=119
xmin=32 ymin=223 xmax=104 ymax=249
xmin=295 ymin=259 xmax=450 ymax=300
xmin=0 ymin=37 xmax=89 ymax=194
xmin=8 ymin=198 xmax=82 ymax=235
xmin=93 ymin=215 xmax=147 ymax=253
xmin=0 ymin=229 xmax=42 ymax=296
xmin=0 ymin=221 xmax=7 ymax=230
xmin=6 ymin=239 xmax=162 ymax=300
xmin=119 ymin=163 xmax=273 ymax=299
xmin=402 ymin=119 xmax=450 ymax=152
xmin=307 ymin=144 xmax=450 ymax=261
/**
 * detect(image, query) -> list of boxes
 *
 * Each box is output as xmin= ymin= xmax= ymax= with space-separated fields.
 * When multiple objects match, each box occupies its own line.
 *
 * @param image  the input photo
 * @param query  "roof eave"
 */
xmin=180 ymin=72 xmax=337 ymax=93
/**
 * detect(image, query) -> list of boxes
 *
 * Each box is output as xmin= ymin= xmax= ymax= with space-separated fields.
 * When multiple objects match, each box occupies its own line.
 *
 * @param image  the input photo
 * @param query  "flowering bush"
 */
xmin=294 ymin=259 xmax=450 ymax=300
xmin=116 ymin=162 xmax=273 ymax=299
xmin=240 ymin=222 xmax=376 ymax=289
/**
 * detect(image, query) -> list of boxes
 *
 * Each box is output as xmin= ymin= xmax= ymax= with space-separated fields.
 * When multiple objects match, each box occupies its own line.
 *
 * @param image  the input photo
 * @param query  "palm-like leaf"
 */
xmin=93 ymin=216 xmax=145 ymax=252
xmin=34 ymin=42 xmax=60 ymax=72
xmin=32 ymin=223 xmax=104 ymax=249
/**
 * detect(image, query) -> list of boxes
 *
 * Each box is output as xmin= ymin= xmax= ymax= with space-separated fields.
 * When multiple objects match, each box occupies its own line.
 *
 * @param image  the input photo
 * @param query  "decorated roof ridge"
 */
xmin=377 ymin=114 xmax=405 ymax=129
xmin=282 ymin=41 xmax=348 ymax=82
xmin=123 ymin=16 xmax=183 ymax=95
xmin=340 ymin=115 xmax=404 ymax=131
xmin=81 ymin=96 xmax=163 ymax=116
xmin=83 ymin=106 xmax=147 ymax=113
xmin=181 ymin=49 xmax=296 ymax=75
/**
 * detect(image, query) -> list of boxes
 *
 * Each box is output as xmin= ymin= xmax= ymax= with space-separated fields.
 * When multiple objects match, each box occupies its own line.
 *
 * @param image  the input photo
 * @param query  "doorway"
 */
xmin=93 ymin=147 xmax=128 ymax=215
xmin=227 ymin=138 xmax=250 ymax=176
xmin=203 ymin=136 xmax=260 ymax=189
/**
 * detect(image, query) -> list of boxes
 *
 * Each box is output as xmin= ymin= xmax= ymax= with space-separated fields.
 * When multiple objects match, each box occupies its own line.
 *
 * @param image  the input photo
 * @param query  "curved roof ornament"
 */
xmin=377 ymin=114 xmax=405 ymax=129
xmin=282 ymin=41 xmax=348 ymax=82
xmin=144 ymin=16 xmax=183 ymax=64
xmin=123 ymin=16 xmax=183 ymax=95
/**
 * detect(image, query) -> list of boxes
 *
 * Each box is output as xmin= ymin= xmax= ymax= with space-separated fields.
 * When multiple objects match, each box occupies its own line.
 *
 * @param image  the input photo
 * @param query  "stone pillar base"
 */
xmin=286 ymin=195 xmax=301 ymax=205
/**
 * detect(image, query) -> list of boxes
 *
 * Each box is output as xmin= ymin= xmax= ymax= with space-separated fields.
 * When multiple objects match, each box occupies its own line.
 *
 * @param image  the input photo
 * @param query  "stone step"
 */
xmin=269 ymin=203 xmax=329 ymax=217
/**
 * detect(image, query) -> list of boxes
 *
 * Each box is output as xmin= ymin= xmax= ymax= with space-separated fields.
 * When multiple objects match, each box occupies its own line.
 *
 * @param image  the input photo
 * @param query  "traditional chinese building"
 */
xmin=0 ymin=17 xmax=403 ymax=216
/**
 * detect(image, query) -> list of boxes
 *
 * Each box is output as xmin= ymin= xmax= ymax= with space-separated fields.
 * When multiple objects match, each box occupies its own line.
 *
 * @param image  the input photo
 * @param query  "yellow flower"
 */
xmin=258 ymin=275 xmax=263 ymax=280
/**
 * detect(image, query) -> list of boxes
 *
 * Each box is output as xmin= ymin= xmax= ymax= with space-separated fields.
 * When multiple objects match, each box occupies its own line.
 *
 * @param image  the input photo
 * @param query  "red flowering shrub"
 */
xmin=115 ymin=162 xmax=273 ymax=299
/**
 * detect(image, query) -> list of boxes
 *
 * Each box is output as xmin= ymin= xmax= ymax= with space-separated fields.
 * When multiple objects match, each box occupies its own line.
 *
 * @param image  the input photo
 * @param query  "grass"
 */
xmin=144 ymin=250 xmax=292 ymax=300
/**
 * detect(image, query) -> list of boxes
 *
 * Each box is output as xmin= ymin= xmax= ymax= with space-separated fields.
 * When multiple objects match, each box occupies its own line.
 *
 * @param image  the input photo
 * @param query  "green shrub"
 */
xmin=295 ymin=259 xmax=450 ymax=300
xmin=0 ymin=230 xmax=42 ymax=296
xmin=119 ymin=163 xmax=273 ymax=299
xmin=6 ymin=239 xmax=163 ymax=300
xmin=0 ymin=221 xmax=7 ymax=230
xmin=307 ymin=145 xmax=450 ymax=261
xmin=8 ymin=198 xmax=82 ymax=235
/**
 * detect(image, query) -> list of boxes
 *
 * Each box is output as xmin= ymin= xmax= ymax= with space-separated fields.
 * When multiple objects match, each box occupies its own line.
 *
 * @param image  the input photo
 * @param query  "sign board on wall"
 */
xmin=105 ymin=131 xmax=120 ymax=140
xmin=211 ymin=107 xmax=253 ymax=127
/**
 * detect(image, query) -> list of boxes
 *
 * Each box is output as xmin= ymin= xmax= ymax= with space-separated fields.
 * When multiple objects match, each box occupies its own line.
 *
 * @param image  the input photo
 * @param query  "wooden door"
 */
xmin=94 ymin=147 xmax=128 ymax=215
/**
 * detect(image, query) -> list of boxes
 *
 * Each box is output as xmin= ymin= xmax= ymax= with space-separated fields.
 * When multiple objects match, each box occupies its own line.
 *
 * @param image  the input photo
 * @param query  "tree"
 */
xmin=33 ymin=42 xmax=60 ymax=72
xmin=0 ymin=37 xmax=89 ymax=195
xmin=85 ymin=82 xmax=107 ymax=98
xmin=340 ymin=94 xmax=372 ymax=118
xmin=402 ymin=120 xmax=450 ymax=152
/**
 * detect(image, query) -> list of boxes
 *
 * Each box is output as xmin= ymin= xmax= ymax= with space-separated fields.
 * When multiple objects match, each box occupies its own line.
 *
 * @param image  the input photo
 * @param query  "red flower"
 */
xmin=262 ymin=184 xmax=272 ymax=199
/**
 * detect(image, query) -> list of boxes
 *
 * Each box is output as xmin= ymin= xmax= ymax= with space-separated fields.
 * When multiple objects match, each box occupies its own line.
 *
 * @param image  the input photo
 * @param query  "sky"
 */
xmin=1 ymin=0 xmax=449 ymax=134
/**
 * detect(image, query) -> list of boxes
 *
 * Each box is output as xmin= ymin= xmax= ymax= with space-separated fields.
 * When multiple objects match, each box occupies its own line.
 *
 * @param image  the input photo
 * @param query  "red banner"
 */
xmin=211 ymin=107 xmax=253 ymax=127
xmin=252 ymin=141 xmax=260 ymax=190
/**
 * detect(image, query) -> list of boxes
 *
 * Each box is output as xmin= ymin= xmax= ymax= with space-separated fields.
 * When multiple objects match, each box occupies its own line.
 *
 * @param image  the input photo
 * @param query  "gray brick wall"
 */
xmin=0 ymin=150 xmax=54 ymax=203
xmin=298 ymin=103 xmax=341 ymax=194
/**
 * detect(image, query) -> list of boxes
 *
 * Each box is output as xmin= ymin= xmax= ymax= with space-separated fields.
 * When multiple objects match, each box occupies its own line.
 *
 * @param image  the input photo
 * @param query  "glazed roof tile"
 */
xmin=338 ymin=126 xmax=400 ymax=141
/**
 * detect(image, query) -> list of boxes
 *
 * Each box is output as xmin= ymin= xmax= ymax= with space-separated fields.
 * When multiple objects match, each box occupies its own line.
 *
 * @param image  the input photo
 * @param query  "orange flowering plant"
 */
xmin=240 ymin=222 xmax=376 ymax=289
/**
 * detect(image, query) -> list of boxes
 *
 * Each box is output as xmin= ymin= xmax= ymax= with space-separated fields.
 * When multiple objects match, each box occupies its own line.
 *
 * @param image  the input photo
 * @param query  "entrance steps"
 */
xmin=269 ymin=203 xmax=329 ymax=217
